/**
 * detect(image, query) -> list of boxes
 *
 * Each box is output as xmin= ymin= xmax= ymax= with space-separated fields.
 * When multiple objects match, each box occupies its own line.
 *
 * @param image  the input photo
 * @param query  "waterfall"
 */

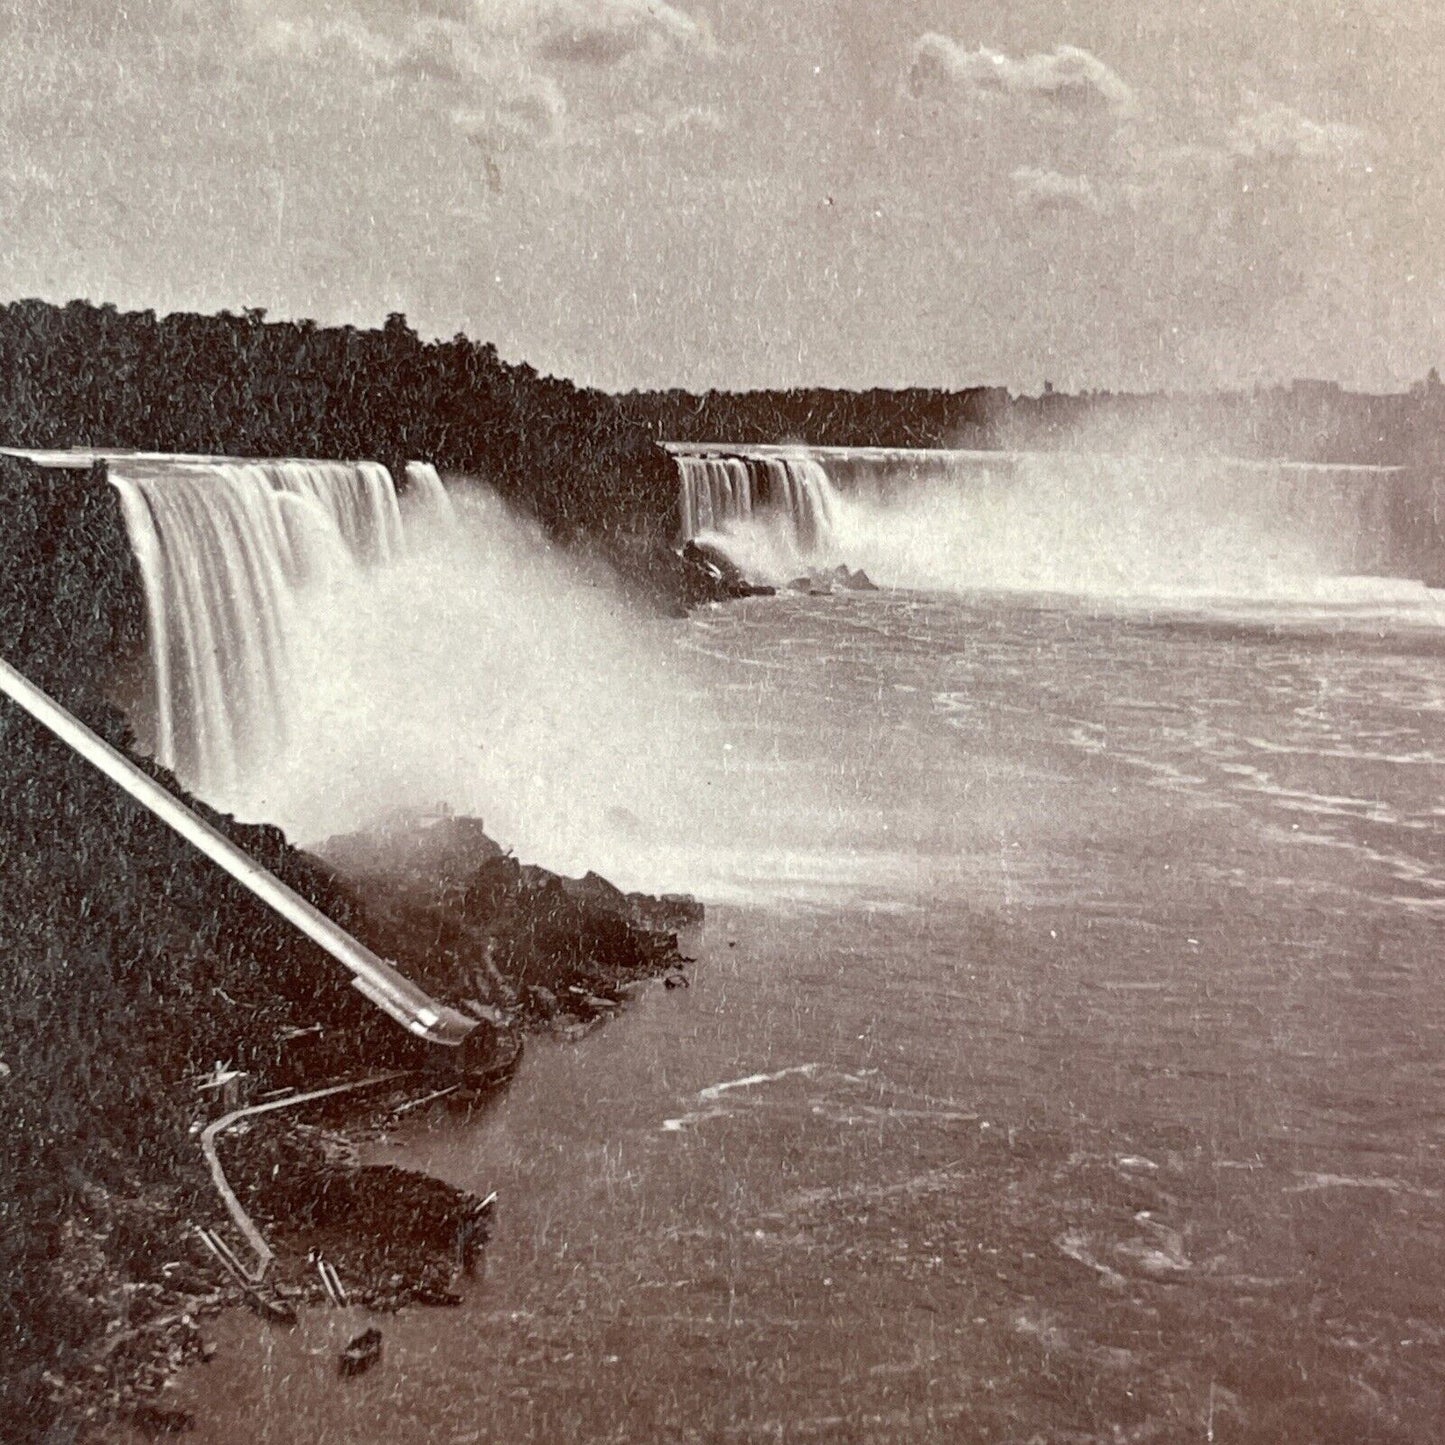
xmin=676 ymin=452 xmax=841 ymax=567
xmin=671 ymin=444 xmax=1442 ymax=600
xmin=678 ymin=457 xmax=753 ymax=536
xmin=405 ymin=460 xmax=457 ymax=521
xmin=100 ymin=452 xmax=729 ymax=884
xmin=111 ymin=458 xmax=450 ymax=806
xmin=758 ymin=456 xmax=839 ymax=555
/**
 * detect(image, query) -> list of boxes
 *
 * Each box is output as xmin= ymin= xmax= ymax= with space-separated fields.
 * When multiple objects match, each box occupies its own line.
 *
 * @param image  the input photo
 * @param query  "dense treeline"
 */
xmin=0 ymin=299 xmax=678 ymax=541
xmin=621 ymin=374 xmax=1445 ymax=468
xmin=4 ymin=301 xmax=1443 ymax=520
xmin=619 ymin=384 xmax=1009 ymax=450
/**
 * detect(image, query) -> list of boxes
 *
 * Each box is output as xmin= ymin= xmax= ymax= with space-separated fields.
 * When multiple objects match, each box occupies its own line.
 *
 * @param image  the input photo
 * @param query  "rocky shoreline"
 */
xmin=0 ymin=442 xmax=735 ymax=1441
xmin=0 ymin=737 xmax=700 ymax=1442
xmin=39 ymin=848 xmax=697 ymax=1442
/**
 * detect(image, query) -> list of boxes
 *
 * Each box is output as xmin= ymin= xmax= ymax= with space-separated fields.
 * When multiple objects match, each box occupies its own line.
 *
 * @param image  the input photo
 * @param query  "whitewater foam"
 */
xmin=674 ymin=444 xmax=1445 ymax=614
xmin=112 ymin=458 xmax=417 ymax=797
xmin=111 ymin=460 xmax=725 ymax=884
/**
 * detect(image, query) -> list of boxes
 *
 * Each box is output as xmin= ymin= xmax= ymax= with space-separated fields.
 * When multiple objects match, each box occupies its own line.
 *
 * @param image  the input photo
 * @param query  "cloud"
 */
xmin=1227 ymin=99 xmax=1366 ymax=162
xmin=391 ymin=0 xmax=474 ymax=18
xmin=1095 ymin=102 xmax=1367 ymax=234
xmin=1011 ymin=167 xmax=1106 ymax=213
xmin=663 ymin=105 xmax=725 ymax=136
xmin=452 ymin=75 xmax=568 ymax=151
xmin=252 ymin=9 xmax=570 ymax=168
xmin=391 ymin=20 xmax=490 ymax=87
xmin=249 ymin=0 xmax=715 ymax=154
xmin=255 ymin=15 xmax=399 ymax=72
xmin=535 ymin=0 xmax=714 ymax=67
xmin=1098 ymin=97 xmax=1370 ymax=227
xmin=909 ymin=35 xmax=1136 ymax=119
xmin=238 ymin=0 xmax=470 ymax=27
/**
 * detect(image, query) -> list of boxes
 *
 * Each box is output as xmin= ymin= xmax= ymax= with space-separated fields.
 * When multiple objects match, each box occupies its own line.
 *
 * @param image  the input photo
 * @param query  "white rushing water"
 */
xmin=112 ymin=459 xmax=414 ymax=798
xmin=105 ymin=446 xmax=1445 ymax=903
xmin=403 ymin=460 xmax=457 ymax=521
xmin=161 ymin=580 xmax=1445 ymax=1445
xmin=94 ymin=448 xmax=1445 ymax=1442
xmin=674 ymin=445 xmax=1442 ymax=609
xmin=108 ymin=457 xmax=745 ymax=885
xmin=678 ymin=452 xmax=840 ymax=574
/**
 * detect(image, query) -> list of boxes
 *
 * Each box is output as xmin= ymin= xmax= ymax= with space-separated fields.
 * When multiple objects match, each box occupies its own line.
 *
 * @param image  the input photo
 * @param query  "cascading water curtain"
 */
xmin=111 ymin=458 xmax=454 ymax=808
xmin=674 ymin=451 xmax=842 ymax=563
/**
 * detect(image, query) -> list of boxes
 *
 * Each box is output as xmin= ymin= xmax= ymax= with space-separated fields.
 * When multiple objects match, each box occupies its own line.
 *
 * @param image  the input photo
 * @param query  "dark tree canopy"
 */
xmin=0 ymin=299 xmax=679 ymax=542
xmin=620 ymin=378 xmax=1445 ymax=468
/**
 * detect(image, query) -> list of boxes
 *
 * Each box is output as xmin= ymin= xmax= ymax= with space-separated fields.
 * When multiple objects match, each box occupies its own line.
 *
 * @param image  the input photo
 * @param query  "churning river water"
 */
xmin=153 ymin=581 xmax=1445 ymax=1444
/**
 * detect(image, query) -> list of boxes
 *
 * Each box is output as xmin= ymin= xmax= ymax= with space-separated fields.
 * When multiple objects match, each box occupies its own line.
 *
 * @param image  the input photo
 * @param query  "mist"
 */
xmin=241 ymin=484 xmax=728 ymax=886
xmin=695 ymin=443 xmax=1435 ymax=608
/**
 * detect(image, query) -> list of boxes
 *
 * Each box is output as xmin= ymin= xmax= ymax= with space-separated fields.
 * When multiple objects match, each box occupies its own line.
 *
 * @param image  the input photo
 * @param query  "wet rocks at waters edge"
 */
xmin=679 ymin=540 xmax=777 ymax=601
xmin=588 ymin=535 xmax=773 ymax=616
xmin=339 ymin=1328 xmax=384 ymax=1379
xmin=221 ymin=1125 xmax=499 ymax=1313
xmin=787 ymin=563 xmax=880 ymax=594
xmin=648 ymin=538 xmax=879 ymax=609
xmin=29 ymin=794 xmax=699 ymax=1433
xmin=836 ymin=564 xmax=879 ymax=591
xmin=316 ymin=812 xmax=702 ymax=1031
xmin=0 ymin=684 xmax=698 ymax=1438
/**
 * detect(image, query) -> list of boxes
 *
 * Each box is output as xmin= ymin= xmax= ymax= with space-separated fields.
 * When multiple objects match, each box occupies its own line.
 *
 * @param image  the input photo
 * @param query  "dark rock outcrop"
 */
xmin=680 ymin=539 xmax=777 ymax=599
xmin=315 ymin=816 xmax=700 ymax=1026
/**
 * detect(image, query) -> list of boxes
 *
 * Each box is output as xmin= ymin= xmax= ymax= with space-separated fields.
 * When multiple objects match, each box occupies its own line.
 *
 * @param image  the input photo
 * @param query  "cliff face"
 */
xmin=0 ymin=452 xmax=400 ymax=1061
xmin=0 ymin=455 xmax=143 ymax=705
xmin=0 ymin=453 xmax=410 ymax=1436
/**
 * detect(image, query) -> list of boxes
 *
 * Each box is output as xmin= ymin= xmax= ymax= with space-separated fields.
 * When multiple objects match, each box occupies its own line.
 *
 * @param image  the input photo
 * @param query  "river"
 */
xmin=156 ymin=579 xmax=1445 ymax=1443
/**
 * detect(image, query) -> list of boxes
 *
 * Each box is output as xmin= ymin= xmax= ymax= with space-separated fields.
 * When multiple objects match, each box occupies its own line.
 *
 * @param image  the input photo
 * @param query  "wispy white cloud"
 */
xmin=904 ymin=24 xmax=1371 ymax=245
xmin=909 ymin=35 xmax=1137 ymax=119
xmin=251 ymin=0 xmax=717 ymax=156
xmin=1227 ymin=98 xmax=1366 ymax=162
xmin=266 ymin=0 xmax=716 ymax=74
xmin=664 ymin=104 xmax=726 ymax=136
xmin=254 ymin=15 xmax=400 ymax=72
xmin=391 ymin=21 xmax=491 ymax=87
xmin=994 ymin=85 xmax=1373 ymax=229
xmin=1120 ymin=99 xmax=1371 ymax=214
xmin=535 ymin=0 xmax=714 ymax=67
xmin=1011 ymin=167 xmax=1106 ymax=213
xmin=452 ymin=75 xmax=568 ymax=152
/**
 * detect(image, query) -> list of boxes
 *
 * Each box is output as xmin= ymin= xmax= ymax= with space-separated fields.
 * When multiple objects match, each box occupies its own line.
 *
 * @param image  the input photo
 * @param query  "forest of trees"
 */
xmin=0 ymin=299 xmax=680 ymax=543
xmin=621 ymin=373 xmax=1445 ymax=468
xmin=618 ymin=384 xmax=1011 ymax=450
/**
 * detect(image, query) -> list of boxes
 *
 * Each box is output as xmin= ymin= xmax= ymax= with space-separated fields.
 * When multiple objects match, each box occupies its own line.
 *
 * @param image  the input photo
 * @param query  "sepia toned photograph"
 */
xmin=1 ymin=2 xmax=1443 ymax=1441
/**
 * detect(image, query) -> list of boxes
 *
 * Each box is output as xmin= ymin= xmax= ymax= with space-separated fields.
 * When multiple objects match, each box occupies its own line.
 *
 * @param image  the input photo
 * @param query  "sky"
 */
xmin=0 ymin=0 xmax=1441 ymax=393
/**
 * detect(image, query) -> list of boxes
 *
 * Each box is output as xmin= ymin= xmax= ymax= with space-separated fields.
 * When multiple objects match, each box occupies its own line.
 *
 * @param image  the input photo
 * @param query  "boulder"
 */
xmin=680 ymin=541 xmax=775 ymax=600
